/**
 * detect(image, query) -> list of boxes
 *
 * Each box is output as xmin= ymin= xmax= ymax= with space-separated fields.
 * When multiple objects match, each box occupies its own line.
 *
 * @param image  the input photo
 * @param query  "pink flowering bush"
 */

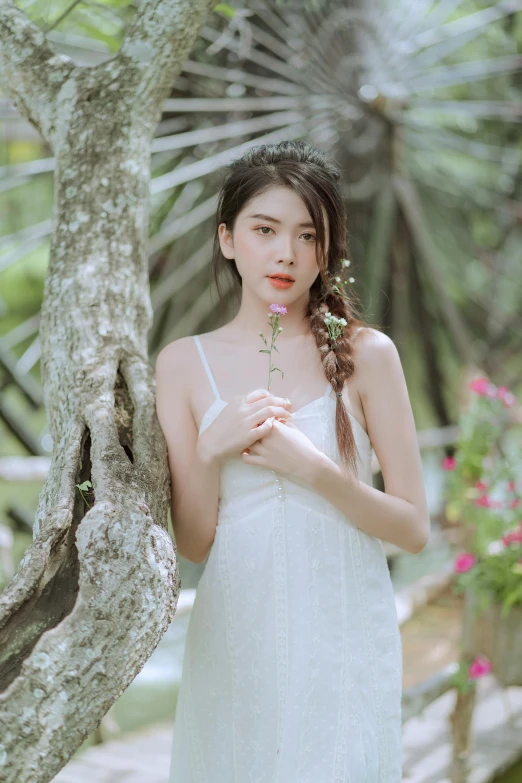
xmin=443 ymin=376 xmax=522 ymax=617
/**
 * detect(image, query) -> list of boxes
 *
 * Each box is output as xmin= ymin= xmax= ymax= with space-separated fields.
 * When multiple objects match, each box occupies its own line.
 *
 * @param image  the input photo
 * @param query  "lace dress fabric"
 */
xmin=167 ymin=332 xmax=403 ymax=783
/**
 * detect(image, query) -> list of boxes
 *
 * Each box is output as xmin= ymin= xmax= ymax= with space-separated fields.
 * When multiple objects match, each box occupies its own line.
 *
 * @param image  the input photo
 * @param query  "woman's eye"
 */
xmin=256 ymin=226 xmax=315 ymax=241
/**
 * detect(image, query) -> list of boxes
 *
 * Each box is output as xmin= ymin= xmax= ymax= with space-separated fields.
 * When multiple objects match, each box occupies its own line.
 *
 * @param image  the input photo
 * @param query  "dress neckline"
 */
xmin=197 ymin=394 xmax=370 ymax=447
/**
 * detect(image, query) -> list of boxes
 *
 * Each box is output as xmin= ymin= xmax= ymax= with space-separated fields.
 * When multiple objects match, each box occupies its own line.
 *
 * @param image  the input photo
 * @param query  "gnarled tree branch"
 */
xmin=0 ymin=0 xmax=219 ymax=780
xmin=0 ymin=0 xmax=76 ymax=147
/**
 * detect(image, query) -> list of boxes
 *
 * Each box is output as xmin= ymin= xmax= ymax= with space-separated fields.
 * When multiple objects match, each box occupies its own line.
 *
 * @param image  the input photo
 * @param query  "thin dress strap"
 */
xmin=193 ymin=335 xmax=221 ymax=401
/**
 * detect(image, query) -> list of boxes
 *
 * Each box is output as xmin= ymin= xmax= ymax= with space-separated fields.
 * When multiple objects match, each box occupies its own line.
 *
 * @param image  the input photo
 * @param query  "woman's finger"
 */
xmin=245 ymin=388 xmax=270 ymax=403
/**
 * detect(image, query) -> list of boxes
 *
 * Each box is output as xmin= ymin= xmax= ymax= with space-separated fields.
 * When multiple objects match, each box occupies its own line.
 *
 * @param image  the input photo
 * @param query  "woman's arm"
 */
xmin=155 ymin=338 xmax=220 ymax=564
xmin=303 ymin=330 xmax=430 ymax=555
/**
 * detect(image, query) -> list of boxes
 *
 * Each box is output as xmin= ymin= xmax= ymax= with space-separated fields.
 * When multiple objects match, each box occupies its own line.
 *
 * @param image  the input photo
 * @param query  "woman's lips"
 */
xmin=268 ymin=276 xmax=294 ymax=289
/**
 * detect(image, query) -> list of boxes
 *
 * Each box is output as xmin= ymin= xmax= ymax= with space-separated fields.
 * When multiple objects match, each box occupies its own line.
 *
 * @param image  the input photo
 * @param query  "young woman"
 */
xmin=156 ymin=140 xmax=430 ymax=782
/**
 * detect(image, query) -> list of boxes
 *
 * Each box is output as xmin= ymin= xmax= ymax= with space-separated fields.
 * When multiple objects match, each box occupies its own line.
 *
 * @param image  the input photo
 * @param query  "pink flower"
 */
xmin=441 ymin=456 xmax=456 ymax=471
xmin=269 ymin=303 xmax=287 ymax=315
xmin=475 ymin=495 xmax=492 ymax=508
xmin=454 ymin=553 xmax=477 ymax=573
xmin=468 ymin=656 xmax=492 ymax=680
xmin=476 ymin=481 xmax=487 ymax=492
xmin=508 ymin=481 xmax=516 ymax=492
xmin=502 ymin=529 xmax=522 ymax=547
xmin=496 ymin=385 xmax=516 ymax=408
xmin=510 ymin=498 xmax=520 ymax=509
xmin=469 ymin=378 xmax=495 ymax=397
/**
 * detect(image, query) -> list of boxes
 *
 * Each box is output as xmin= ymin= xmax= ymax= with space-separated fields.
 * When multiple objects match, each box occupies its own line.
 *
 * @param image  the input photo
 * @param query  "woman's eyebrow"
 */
xmin=247 ymin=212 xmax=315 ymax=229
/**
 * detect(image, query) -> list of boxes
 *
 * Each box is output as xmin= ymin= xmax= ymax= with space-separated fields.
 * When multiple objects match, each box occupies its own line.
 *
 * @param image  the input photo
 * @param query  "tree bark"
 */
xmin=0 ymin=1 xmax=219 ymax=779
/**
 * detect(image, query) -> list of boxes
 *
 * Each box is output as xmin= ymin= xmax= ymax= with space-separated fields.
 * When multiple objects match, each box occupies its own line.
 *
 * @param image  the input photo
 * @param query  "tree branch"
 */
xmin=0 ymin=0 xmax=76 ymax=148
xmin=115 ymin=0 xmax=222 ymax=132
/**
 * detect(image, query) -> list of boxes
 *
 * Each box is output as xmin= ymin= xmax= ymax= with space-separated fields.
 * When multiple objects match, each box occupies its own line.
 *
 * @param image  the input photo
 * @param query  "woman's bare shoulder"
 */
xmin=155 ymin=328 xmax=226 ymax=402
xmin=156 ymin=328 xmax=222 ymax=364
xmin=155 ymin=336 xmax=194 ymax=380
xmin=350 ymin=326 xmax=393 ymax=385
xmin=352 ymin=326 xmax=390 ymax=350
xmin=351 ymin=327 xmax=400 ymax=397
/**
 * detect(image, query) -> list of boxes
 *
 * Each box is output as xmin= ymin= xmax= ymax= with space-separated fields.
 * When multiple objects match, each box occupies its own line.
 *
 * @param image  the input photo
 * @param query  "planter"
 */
xmin=462 ymin=588 xmax=522 ymax=687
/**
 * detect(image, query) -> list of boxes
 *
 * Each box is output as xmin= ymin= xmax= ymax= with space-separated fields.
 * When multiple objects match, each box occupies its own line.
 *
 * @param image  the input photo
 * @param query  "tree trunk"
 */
xmin=0 ymin=1 xmax=218 ymax=779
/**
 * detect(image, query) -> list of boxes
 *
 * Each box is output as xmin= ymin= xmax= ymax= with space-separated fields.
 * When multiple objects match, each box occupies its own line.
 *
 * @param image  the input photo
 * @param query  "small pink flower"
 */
xmin=476 ymin=481 xmax=487 ymax=492
xmin=496 ymin=385 xmax=516 ymax=408
xmin=442 ymin=456 xmax=456 ymax=471
xmin=502 ymin=529 xmax=522 ymax=547
xmin=269 ymin=303 xmax=287 ymax=315
xmin=508 ymin=481 xmax=516 ymax=492
xmin=510 ymin=498 xmax=520 ymax=509
xmin=454 ymin=553 xmax=476 ymax=573
xmin=475 ymin=495 xmax=492 ymax=508
xmin=469 ymin=378 xmax=493 ymax=396
xmin=468 ymin=656 xmax=492 ymax=680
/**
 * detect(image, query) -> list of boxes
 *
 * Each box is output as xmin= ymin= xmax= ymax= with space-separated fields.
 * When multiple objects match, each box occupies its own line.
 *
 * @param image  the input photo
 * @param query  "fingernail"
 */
xmin=285 ymin=397 xmax=291 ymax=405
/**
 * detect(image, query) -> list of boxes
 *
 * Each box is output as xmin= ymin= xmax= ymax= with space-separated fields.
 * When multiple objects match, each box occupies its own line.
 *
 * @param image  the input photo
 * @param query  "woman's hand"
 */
xmin=196 ymin=388 xmax=292 ymax=464
xmin=240 ymin=416 xmax=324 ymax=481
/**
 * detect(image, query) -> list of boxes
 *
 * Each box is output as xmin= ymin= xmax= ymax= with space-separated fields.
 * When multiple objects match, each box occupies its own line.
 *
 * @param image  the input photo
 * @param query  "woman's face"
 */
xmin=218 ymin=186 xmax=329 ymax=305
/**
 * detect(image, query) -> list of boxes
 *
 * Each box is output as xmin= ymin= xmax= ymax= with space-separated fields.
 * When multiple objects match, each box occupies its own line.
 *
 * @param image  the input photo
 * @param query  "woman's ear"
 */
xmin=218 ymin=222 xmax=234 ymax=259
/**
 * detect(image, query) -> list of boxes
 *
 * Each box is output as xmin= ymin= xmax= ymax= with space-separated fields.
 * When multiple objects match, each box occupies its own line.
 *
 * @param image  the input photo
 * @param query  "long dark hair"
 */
xmin=212 ymin=140 xmax=379 ymax=476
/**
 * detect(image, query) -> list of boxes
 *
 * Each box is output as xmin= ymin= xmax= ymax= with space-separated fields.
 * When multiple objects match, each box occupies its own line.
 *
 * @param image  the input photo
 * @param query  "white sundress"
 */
xmin=168 ymin=331 xmax=403 ymax=782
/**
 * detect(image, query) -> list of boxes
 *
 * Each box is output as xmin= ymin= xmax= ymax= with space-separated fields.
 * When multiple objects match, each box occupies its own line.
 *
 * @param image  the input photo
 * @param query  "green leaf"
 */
xmin=213 ymin=3 xmax=236 ymax=18
xmin=76 ymin=480 xmax=92 ymax=492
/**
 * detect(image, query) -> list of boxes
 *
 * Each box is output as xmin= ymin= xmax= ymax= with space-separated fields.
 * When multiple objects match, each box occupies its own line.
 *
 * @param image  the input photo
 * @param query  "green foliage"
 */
xmin=450 ymin=657 xmax=477 ymax=695
xmin=212 ymin=3 xmax=236 ymax=18
xmin=75 ymin=480 xmax=94 ymax=509
xmin=446 ymin=380 xmax=522 ymax=615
